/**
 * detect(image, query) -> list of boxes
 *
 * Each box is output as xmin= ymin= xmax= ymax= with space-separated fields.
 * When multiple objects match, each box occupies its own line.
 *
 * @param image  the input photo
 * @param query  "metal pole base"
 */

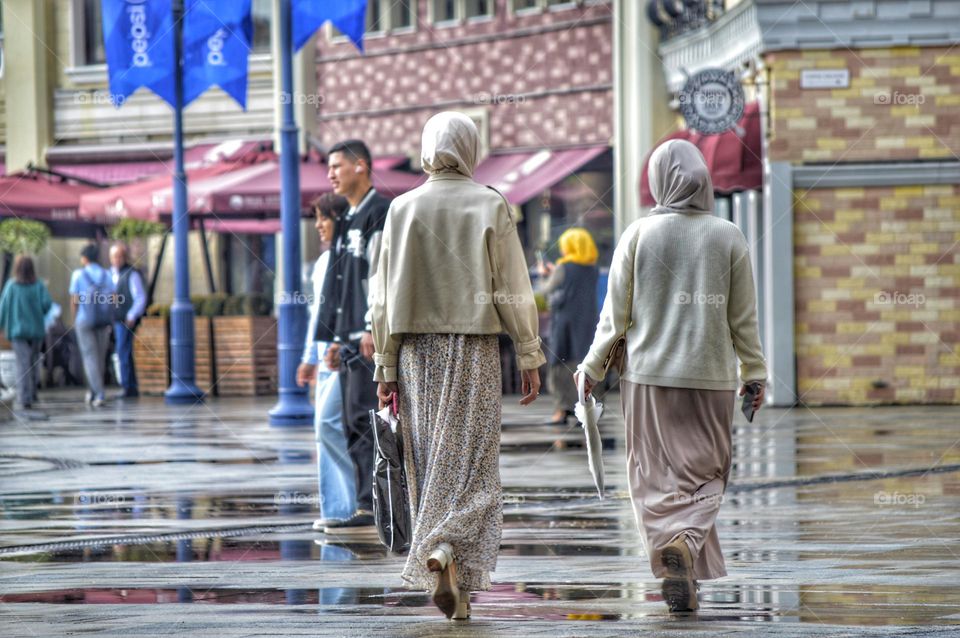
xmin=164 ymin=382 xmax=205 ymax=405
xmin=268 ymin=392 xmax=314 ymax=427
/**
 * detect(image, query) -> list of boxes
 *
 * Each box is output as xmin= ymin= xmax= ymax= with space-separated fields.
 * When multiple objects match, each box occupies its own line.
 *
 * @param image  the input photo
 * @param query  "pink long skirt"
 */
xmin=620 ymin=381 xmax=735 ymax=581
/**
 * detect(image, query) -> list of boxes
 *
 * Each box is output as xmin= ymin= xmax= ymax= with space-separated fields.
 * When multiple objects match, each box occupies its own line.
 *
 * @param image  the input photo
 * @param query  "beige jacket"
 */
xmin=370 ymin=112 xmax=546 ymax=383
xmin=580 ymin=139 xmax=766 ymax=390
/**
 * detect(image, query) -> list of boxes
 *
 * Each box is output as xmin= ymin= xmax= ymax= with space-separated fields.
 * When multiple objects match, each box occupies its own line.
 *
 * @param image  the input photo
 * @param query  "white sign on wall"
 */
xmin=800 ymin=69 xmax=850 ymax=89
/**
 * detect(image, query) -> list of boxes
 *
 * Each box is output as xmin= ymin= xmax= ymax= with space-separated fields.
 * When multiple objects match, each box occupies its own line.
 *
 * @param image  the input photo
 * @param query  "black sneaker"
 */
xmin=323 ymin=510 xmax=376 ymax=535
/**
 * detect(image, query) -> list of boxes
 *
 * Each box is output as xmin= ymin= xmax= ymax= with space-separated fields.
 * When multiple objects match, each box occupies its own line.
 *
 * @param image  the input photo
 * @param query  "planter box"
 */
xmin=194 ymin=317 xmax=216 ymax=396
xmin=134 ymin=316 xmax=169 ymax=395
xmin=212 ymin=316 xmax=277 ymax=396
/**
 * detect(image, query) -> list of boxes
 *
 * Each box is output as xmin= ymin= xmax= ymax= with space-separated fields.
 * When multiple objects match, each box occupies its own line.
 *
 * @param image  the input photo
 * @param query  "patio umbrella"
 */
xmin=574 ymin=371 xmax=605 ymax=499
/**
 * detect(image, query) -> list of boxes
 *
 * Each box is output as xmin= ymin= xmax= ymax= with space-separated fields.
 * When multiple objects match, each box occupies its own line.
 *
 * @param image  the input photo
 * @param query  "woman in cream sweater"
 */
xmin=370 ymin=112 xmax=545 ymax=620
xmin=577 ymin=139 xmax=767 ymax=613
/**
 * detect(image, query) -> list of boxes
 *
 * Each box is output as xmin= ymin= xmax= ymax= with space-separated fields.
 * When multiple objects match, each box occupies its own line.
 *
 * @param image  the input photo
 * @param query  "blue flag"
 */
xmin=182 ymin=0 xmax=253 ymax=109
xmin=292 ymin=0 xmax=367 ymax=52
xmin=101 ymin=0 xmax=176 ymax=107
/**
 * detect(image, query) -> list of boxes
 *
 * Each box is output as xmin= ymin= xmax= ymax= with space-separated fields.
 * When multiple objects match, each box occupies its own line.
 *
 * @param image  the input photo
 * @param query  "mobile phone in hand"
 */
xmin=741 ymin=383 xmax=760 ymax=422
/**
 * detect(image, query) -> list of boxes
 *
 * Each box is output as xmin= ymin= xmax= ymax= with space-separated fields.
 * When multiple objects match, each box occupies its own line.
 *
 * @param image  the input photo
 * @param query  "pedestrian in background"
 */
xmin=576 ymin=139 xmax=767 ymax=613
xmin=69 ymin=244 xmax=114 ymax=408
xmin=314 ymin=139 xmax=391 ymax=533
xmin=539 ymin=227 xmax=599 ymax=425
xmin=297 ymin=193 xmax=357 ymax=531
xmin=371 ymin=112 xmax=545 ymax=620
xmin=0 ymin=256 xmax=53 ymax=410
xmin=109 ymin=243 xmax=147 ymax=399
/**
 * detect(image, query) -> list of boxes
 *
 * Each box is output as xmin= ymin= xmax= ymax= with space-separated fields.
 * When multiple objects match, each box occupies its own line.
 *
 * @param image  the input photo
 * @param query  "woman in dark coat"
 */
xmin=541 ymin=227 xmax=599 ymax=425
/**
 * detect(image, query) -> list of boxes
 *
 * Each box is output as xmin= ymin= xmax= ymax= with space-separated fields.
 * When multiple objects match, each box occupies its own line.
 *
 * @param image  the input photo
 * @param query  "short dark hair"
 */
xmin=13 ymin=255 xmax=36 ymax=285
xmin=313 ymin=193 xmax=350 ymax=220
xmin=80 ymin=244 xmax=98 ymax=263
xmin=328 ymin=139 xmax=372 ymax=175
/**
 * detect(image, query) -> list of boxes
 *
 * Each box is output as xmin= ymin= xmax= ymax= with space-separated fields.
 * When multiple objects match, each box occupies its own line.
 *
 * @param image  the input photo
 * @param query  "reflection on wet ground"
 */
xmin=1 ymin=390 xmax=959 ymax=636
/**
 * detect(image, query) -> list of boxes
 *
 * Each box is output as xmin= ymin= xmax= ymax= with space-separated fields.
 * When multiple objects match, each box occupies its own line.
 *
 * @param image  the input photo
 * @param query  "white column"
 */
xmin=612 ymin=0 xmax=673 ymax=238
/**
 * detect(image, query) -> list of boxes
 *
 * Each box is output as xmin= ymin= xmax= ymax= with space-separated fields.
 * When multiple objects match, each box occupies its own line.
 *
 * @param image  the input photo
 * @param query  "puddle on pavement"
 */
xmin=2 ymin=582 xmax=956 ymax=626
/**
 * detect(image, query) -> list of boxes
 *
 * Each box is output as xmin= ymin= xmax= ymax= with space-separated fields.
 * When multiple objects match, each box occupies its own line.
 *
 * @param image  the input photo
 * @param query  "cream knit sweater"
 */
xmin=580 ymin=212 xmax=767 ymax=391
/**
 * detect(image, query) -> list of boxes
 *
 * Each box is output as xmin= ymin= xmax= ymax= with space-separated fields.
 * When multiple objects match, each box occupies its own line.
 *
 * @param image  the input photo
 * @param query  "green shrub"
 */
xmin=145 ymin=303 xmax=170 ymax=317
xmin=108 ymin=219 xmax=165 ymax=243
xmin=0 ymin=219 xmax=51 ymax=255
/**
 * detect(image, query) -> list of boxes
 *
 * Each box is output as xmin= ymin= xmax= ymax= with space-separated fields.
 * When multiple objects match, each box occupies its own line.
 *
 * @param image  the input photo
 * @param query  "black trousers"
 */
xmin=339 ymin=349 xmax=378 ymax=512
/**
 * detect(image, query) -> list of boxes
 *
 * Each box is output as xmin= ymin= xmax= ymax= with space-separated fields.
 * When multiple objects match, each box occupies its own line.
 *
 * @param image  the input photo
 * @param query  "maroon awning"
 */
xmin=473 ymin=146 xmax=609 ymax=205
xmin=48 ymin=140 xmax=273 ymax=186
xmin=202 ymin=219 xmax=281 ymax=234
xmin=640 ymin=101 xmax=762 ymax=207
xmin=209 ymin=160 xmax=425 ymax=215
xmin=0 ymin=171 xmax=101 ymax=222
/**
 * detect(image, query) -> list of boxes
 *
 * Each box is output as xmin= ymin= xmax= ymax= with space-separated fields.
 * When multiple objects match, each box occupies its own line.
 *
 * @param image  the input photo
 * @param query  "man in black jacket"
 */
xmin=315 ymin=139 xmax=390 ymax=533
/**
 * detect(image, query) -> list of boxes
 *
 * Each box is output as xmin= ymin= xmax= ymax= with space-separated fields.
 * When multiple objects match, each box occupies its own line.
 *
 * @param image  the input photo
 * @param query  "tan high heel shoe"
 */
xmin=452 ymin=589 xmax=471 ymax=620
xmin=427 ymin=542 xmax=460 ymax=619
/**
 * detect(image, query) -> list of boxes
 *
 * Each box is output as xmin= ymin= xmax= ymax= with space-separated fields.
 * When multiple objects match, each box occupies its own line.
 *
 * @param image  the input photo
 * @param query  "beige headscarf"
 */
xmin=420 ymin=111 xmax=480 ymax=178
xmin=647 ymin=139 xmax=714 ymax=215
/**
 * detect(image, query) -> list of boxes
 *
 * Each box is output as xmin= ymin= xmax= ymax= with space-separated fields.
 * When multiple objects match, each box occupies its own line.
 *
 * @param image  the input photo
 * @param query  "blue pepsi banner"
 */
xmin=101 ymin=0 xmax=176 ymax=107
xmin=182 ymin=0 xmax=253 ymax=109
xmin=292 ymin=0 xmax=367 ymax=52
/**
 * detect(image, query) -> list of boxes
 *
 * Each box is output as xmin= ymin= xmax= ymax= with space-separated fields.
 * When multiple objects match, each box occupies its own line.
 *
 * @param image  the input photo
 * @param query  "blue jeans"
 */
xmin=315 ymin=370 xmax=356 ymax=521
xmin=113 ymin=321 xmax=138 ymax=393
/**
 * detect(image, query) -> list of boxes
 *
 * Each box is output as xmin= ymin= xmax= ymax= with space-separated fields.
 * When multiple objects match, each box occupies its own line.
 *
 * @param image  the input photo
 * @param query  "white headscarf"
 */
xmin=420 ymin=111 xmax=480 ymax=178
xmin=647 ymin=139 xmax=714 ymax=215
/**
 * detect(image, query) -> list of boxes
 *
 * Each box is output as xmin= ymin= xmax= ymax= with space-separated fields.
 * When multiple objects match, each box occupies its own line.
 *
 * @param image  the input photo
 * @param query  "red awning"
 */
xmin=473 ymin=146 xmax=609 ymax=205
xmin=77 ymin=162 xmax=243 ymax=221
xmin=640 ymin=102 xmax=761 ymax=207
xmin=49 ymin=140 xmax=273 ymax=186
xmin=0 ymin=171 xmax=101 ymax=222
xmin=209 ymin=161 xmax=425 ymax=215
xmin=202 ymin=219 xmax=281 ymax=234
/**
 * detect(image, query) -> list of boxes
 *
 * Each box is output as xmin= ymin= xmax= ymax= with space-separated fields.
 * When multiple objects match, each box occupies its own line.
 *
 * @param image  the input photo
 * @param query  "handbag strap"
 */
xmin=621 ymin=227 xmax=638 ymax=335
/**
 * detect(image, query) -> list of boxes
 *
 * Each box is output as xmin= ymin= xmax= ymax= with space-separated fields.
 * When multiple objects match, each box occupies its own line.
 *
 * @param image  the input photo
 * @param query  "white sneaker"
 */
xmin=91 ymin=397 xmax=105 ymax=408
xmin=85 ymin=391 xmax=94 ymax=405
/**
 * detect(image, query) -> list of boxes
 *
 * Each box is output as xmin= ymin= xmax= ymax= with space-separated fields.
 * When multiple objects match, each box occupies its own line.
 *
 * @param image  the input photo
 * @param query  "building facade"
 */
xmin=650 ymin=0 xmax=960 ymax=405
xmin=313 ymin=0 xmax=616 ymax=261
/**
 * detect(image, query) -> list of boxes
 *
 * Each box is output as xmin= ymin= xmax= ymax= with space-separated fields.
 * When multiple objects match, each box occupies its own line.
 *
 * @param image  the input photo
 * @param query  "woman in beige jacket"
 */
xmin=577 ymin=139 xmax=767 ymax=613
xmin=370 ymin=111 xmax=545 ymax=620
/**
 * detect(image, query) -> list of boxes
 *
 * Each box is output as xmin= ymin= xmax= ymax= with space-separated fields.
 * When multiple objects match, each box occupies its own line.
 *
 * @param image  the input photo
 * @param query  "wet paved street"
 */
xmin=1 ymin=389 xmax=959 ymax=637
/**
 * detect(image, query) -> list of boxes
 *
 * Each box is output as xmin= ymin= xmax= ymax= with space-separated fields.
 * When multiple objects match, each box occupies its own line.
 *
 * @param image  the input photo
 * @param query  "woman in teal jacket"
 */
xmin=0 ymin=256 xmax=53 ymax=409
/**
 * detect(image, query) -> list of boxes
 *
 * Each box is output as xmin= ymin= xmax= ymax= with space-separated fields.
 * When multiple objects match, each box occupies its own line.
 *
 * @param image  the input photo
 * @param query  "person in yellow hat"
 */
xmin=540 ymin=227 xmax=600 ymax=425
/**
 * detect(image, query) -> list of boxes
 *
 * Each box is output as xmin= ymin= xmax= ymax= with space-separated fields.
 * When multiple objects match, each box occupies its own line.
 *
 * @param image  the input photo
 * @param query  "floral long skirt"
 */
xmin=398 ymin=333 xmax=503 ymax=592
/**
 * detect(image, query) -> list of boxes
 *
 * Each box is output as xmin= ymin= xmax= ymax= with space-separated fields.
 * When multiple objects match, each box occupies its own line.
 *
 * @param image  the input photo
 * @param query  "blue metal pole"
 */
xmin=165 ymin=0 xmax=204 ymax=405
xmin=268 ymin=0 xmax=313 ymax=426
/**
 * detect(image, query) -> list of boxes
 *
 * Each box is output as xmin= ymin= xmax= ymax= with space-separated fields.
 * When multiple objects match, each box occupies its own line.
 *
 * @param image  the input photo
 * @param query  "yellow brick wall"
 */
xmin=768 ymin=47 xmax=959 ymax=163
xmin=794 ymin=185 xmax=960 ymax=405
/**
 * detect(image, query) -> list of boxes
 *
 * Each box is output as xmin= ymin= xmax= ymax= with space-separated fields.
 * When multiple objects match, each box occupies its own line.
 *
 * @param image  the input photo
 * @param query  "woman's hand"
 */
xmin=573 ymin=370 xmax=595 ymax=398
xmin=519 ymin=368 xmax=541 ymax=405
xmin=739 ymin=382 xmax=765 ymax=411
xmin=378 ymin=381 xmax=398 ymax=409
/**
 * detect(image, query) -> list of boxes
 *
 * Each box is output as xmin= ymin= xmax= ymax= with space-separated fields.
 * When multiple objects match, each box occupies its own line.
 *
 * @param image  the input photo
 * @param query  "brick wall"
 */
xmin=767 ymin=46 xmax=960 ymax=163
xmin=312 ymin=0 xmax=614 ymax=157
xmin=794 ymin=185 xmax=960 ymax=405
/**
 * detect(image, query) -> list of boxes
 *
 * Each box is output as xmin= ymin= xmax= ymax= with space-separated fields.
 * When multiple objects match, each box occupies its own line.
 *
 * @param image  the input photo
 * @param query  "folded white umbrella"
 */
xmin=574 ymin=370 xmax=605 ymax=499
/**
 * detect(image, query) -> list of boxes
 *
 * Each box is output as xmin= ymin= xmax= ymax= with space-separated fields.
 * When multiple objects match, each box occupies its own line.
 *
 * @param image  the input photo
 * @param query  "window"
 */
xmin=430 ymin=0 xmax=493 ymax=24
xmin=331 ymin=0 xmax=414 ymax=36
xmin=512 ymin=0 xmax=590 ymax=13
xmin=82 ymin=0 xmax=105 ymax=65
xmin=466 ymin=0 xmax=494 ymax=19
xmin=391 ymin=1 xmax=415 ymax=30
xmin=432 ymin=0 xmax=458 ymax=23
xmin=251 ymin=0 xmax=271 ymax=53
